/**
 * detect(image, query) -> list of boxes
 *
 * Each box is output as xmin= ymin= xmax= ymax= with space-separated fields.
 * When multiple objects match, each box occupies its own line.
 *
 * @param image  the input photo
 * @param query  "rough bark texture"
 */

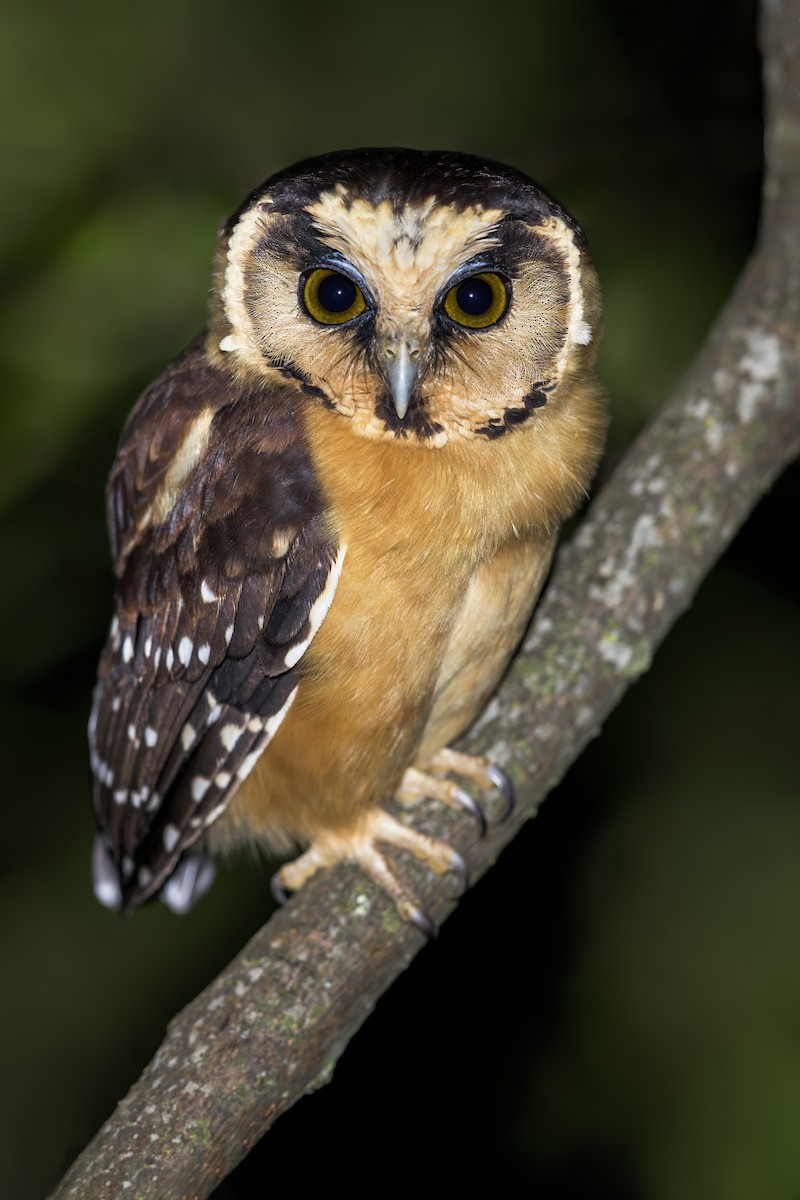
xmin=51 ymin=3 xmax=800 ymax=1196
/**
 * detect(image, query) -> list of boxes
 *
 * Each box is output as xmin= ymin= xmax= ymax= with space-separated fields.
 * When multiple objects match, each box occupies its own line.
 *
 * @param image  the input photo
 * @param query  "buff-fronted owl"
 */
xmin=89 ymin=148 xmax=606 ymax=933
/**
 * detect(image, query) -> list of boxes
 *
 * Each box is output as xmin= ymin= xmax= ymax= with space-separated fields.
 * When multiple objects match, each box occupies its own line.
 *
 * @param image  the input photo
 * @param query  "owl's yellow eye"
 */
xmin=302 ymin=269 xmax=367 ymax=325
xmin=443 ymin=272 xmax=509 ymax=329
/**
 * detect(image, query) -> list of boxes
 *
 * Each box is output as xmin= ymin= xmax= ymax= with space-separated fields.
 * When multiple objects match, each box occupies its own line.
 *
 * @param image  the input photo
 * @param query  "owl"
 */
xmin=88 ymin=148 xmax=606 ymax=934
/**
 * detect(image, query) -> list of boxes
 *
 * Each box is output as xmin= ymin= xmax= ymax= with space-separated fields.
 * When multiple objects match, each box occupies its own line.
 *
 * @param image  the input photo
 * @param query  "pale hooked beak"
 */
xmin=382 ymin=339 xmax=422 ymax=420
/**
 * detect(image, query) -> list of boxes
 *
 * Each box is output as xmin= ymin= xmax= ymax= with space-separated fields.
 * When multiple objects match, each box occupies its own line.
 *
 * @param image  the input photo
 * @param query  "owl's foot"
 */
xmin=271 ymin=807 xmax=467 ymax=938
xmin=396 ymin=747 xmax=515 ymax=835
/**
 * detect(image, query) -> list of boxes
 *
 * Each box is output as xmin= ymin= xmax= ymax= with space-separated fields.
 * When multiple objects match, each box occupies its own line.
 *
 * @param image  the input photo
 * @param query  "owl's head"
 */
xmin=208 ymin=149 xmax=601 ymax=447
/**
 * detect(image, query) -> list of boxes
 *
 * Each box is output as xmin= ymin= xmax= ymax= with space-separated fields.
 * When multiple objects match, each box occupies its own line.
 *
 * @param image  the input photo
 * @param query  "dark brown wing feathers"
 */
xmin=89 ymin=340 xmax=337 ymax=910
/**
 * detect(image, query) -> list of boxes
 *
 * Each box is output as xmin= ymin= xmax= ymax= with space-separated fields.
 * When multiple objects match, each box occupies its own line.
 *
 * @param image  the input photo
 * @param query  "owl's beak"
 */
xmin=382 ymin=339 xmax=421 ymax=420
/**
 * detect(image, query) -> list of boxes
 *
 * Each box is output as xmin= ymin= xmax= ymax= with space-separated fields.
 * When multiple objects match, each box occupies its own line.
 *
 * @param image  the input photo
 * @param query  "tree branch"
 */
xmin=51 ymin=3 xmax=800 ymax=1195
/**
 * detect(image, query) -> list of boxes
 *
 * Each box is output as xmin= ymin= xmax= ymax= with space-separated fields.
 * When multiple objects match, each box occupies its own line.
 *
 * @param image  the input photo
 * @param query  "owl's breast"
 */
xmin=414 ymin=532 xmax=557 ymax=763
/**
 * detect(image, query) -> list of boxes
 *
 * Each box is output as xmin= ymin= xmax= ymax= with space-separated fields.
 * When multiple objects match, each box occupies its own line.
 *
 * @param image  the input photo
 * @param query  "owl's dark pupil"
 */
xmin=317 ymin=273 xmax=357 ymax=313
xmin=456 ymin=276 xmax=493 ymax=316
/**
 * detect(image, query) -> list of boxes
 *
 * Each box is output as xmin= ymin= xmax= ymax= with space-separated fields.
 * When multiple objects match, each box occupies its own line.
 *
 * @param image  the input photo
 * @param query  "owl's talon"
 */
xmin=396 ymin=766 xmax=487 ymax=835
xmin=268 ymin=809 xmax=467 ymax=930
xmin=399 ymin=750 xmax=514 ymax=829
xmin=486 ymin=765 xmax=515 ymax=822
xmin=270 ymin=872 xmax=289 ymax=906
xmin=410 ymin=908 xmax=439 ymax=940
xmin=451 ymin=786 xmax=488 ymax=837
xmin=450 ymin=849 xmax=469 ymax=894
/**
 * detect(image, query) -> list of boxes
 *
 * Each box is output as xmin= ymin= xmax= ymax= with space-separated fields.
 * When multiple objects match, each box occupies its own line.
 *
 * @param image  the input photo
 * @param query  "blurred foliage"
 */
xmin=1 ymin=0 xmax=796 ymax=1197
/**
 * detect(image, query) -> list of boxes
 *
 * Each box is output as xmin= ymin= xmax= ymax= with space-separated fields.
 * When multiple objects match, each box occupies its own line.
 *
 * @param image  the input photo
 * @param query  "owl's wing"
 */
xmin=89 ymin=339 xmax=343 ymax=912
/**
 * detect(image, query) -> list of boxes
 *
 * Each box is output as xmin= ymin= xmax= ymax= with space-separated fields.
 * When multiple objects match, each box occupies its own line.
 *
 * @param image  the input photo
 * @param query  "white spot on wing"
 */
xmin=166 ymin=647 xmax=174 ymax=671
xmin=122 ymin=635 xmax=134 ymax=664
xmin=235 ymin=685 xmax=300 ymax=782
xmin=198 ymin=643 xmax=211 ymax=666
xmin=163 ymin=824 xmax=181 ymax=853
xmin=232 ymin=691 xmax=298 ymax=782
xmin=88 ymin=693 xmax=99 ymax=742
xmin=201 ymin=579 xmax=218 ymax=603
xmin=91 ymin=836 xmax=122 ymax=910
xmin=219 ymin=723 xmax=244 ymax=752
xmin=264 ymin=686 xmax=298 ymax=739
xmin=91 ymin=755 xmax=114 ymax=787
xmin=181 ymin=722 xmax=196 ymax=752
xmin=144 ymin=726 xmax=158 ymax=747
xmin=93 ymin=875 xmax=121 ymax=910
xmin=283 ymin=545 xmax=348 ymax=668
xmin=191 ymin=776 xmax=210 ymax=802
xmin=178 ymin=636 xmax=193 ymax=667
xmin=236 ymin=750 xmax=261 ymax=780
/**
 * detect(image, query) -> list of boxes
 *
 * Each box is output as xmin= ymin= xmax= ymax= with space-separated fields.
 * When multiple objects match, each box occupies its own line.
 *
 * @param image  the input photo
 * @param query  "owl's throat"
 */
xmin=374 ymin=390 xmax=444 ymax=441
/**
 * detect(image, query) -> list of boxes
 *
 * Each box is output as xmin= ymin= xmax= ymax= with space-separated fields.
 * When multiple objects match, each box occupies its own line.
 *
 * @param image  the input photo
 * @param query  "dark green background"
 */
xmin=2 ymin=0 xmax=798 ymax=1196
